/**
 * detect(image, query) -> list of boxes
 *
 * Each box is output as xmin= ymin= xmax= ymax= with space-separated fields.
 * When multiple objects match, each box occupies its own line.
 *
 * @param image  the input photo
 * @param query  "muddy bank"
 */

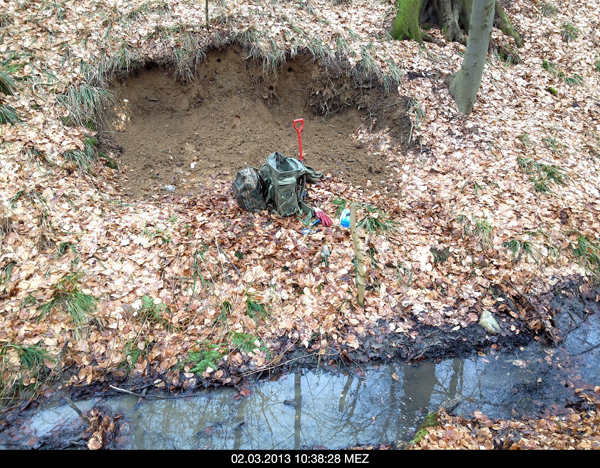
xmin=263 ymin=278 xmax=599 ymax=377
xmin=10 ymin=279 xmax=600 ymax=402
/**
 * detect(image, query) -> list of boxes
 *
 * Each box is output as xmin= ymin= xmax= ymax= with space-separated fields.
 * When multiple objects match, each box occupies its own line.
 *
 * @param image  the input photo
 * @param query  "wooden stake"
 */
xmin=350 ymin=203 xmax=366 ymax=306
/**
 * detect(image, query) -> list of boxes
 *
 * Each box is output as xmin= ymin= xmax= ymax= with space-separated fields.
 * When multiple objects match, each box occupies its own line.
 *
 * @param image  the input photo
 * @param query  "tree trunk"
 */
xmin=449 ymin=0 xmax=495 ymax=114
xmin=391 ymin=0 xmax=521 ymax=47
xmin=391 ymin=0 xmax=424 ymax=45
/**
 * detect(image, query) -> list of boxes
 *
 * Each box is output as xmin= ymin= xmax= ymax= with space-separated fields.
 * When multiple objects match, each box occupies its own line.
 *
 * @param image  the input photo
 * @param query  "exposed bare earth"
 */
xmin=104 ymin=46 xmax=411 ymax=198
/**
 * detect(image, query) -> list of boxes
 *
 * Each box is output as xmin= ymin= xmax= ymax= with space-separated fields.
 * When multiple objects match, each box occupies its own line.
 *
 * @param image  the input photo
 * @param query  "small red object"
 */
xmin=314 ymin=208 xmax=332 ymax=227
xmin=293 ymin=118 xmax=304 ymax=162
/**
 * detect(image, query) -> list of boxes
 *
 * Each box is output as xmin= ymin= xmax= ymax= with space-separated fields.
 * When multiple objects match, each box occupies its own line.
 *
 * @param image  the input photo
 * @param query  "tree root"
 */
xmin=393 ymin=0 xmax=523 ymax=48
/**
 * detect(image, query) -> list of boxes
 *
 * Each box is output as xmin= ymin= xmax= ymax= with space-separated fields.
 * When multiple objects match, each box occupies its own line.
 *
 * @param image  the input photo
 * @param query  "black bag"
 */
xmin=231 ymin=167 xmax=268 ymax=213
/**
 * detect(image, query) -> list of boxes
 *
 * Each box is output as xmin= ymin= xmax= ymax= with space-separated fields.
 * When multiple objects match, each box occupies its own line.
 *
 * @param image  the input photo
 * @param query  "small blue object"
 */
xmin=340 ymin=208 xmax=350 ymax=228
xmin=301 ymin=219 xmax=320 ymax=234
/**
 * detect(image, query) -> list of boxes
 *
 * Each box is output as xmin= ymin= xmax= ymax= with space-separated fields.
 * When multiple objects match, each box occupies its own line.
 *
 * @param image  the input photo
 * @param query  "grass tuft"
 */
xmin=37 ymin=272 xmax=97 ymax=327
xmin=0 ymin=67 xmax=17 ymax=96
xmin=229 ymin=332 xmax=267 ymax=355
xmin=563 ymin=74 xmax=584 ymax=86
xmin=0 ymin=343 xmax=54 ymax=399
xmin=503 ymin=238 xmax=541 ymax=264
xmin=62 ymin=137 xmax=100 ymax=175
xmin=567 ymin=233 xmax=600 ymax=282
xmin=58 ymin=82 xmax=116 ymax=128
xmin=517 ymin=156 xmax=568 ymax=193
xmin=540 ymin=1 xmax=559 ymax=16
xmin=1 ymin=66 xmax=21 ymax=125
xmin=135 ymin=295 xmax=175 ymax=331
xmin=357 ymin=203 xmax=400 ymax=235
xmin=542 ymin=59 xmax=564 ymax=78
xmin=246 ymin=294 xmax=269 ymax=322
xmin=518 ymin=132 xmax=533 ymax=149
xmin=561 ymin=22 xmax=580 ymax=43
xmin=0 ymin=104 xmax=20 ymax=125
xmin=473 ymin=218 xmax=494 ymax=251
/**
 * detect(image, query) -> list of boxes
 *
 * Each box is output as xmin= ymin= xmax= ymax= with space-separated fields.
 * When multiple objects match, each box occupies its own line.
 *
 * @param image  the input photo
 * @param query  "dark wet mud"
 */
xmin=1 ymin=280 xmax=598 ymax=450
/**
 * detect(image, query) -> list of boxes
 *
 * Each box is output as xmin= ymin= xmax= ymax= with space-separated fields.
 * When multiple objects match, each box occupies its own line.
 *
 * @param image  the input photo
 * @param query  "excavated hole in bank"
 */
xmin=102 ymin=44 xmax=412 ymax=199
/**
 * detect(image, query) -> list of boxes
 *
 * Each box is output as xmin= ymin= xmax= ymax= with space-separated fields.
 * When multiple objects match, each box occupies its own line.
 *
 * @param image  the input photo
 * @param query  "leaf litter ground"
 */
xmin=0 ymin=0 xmax=599 ymax=449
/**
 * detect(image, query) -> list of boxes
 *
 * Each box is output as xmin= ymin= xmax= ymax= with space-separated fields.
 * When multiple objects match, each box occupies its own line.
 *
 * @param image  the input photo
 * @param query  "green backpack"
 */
xmin=259 ymin=152 xmax=322 ymax=217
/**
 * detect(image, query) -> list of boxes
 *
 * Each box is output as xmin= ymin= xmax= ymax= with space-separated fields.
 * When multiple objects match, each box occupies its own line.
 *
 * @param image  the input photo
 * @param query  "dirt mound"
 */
xmin=101 ymin=45 xmax=412 ymax=199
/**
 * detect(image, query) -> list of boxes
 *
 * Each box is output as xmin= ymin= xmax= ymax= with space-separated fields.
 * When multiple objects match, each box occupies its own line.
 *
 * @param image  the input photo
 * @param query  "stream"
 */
xmin=1 ymin=305 xmax=598 ymax=450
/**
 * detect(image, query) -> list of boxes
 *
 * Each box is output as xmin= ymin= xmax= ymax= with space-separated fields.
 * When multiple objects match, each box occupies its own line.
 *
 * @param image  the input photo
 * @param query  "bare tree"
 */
xmin=449 ymin=0 xmax=495 ymax=114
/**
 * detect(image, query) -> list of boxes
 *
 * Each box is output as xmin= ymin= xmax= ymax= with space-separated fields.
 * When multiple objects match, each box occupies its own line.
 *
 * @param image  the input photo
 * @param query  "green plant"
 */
xmin=0 ymin=67 xmax=17 ymax=96
xmin=595 ymin=60 xmax=600 ymax=73
xmin=540 ymin=1 xmax=558 ymax=16
xmin=332 ymin=198 xmax=348 ymax=218
xmin=229 ymin=332 xmax=267 ymax=355
xmin=517 ymin=156 xmax=568 ymax=193
xmin=58 ymin=81 xmax=116 ymax=128
xmin=461 ymin=180 xmax=484 ymax=195
xmin=1 ymin=260 xmax=16 ymax=294
xmin=180 ymin=341 xmax=224 ymax=374
xmin=0 ymin=343 xmax=54 ymax=398
xmin=107 ymin=41 xmax=145 ymax=76
xmin=136 ymin=295 xmax=174 ymax=331
xmin=98 ymin=152 xmax=118 ymax=169
xmin=121 ymin=338 xmax=154 ymax=373
xmin=360 ymin=45 xmax=379 ymax=78
xmin=126 ymin=0 xmax=171 ymax=20
xmin=430 ymin=247 xmax=451 ymax=265
xmin=0 ymin=66 xmax=21 ymax=125
xmin=62 ymin=137 xmax=100 ymax=175
xmin=561 ymin=22 xmax=580 ymax=43
xmin=567 ymin=233 xmax=600 ymax=282
xmin=564 ymin=74 xmax=584 ymax=86
xmin=519 ymin=133 xmax=533 ymax=149
xmin=0 ymin=12 xmax=13 ymax=27
xmin=495 ymin=44 xmax=521 ymax=65
xmin=37 ymin=272 xmax=97 ymax=326
xmin=334 ymin=32 xmax=354 ymax=58
xmin=473 ymin=218 xmax=494 ymax=250
xmin=542 ymin=59 xmax=564 ymax=78
xmin=216 ymin=300 xmax=233 ymax=327
xmin=395 ymin=263 xmax=413 ymax=289
xmin=357 ymin=203 xmax=400 ymax=235
xmin=539 ymin=162 xmax=568 ymax=186
xmin=408 ymin=412 xmax=440 ymax=446
xmin=26 ymin=147 xmax=57 ymax=169
xmin=0 ymin=104 xmax=20 ymax=125
xmin=142 ymin=224 xmax=172 ymax=243
xmin=456 ymin=214 xmax=471 ymax=237
xmin=410 ymin=97 xmax=426 ymax=129
xmin=172 ymin=33 xmax=205 ymax=83
xmin=245 ymin=294 xmax=269 ymax=322
xmin=503 ymin=238 xmax=541 ymax=265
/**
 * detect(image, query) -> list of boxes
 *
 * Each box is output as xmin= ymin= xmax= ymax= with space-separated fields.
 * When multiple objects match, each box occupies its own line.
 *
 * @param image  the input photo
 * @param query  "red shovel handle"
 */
xmin=293 ymin=118 xmax=304 ymax=161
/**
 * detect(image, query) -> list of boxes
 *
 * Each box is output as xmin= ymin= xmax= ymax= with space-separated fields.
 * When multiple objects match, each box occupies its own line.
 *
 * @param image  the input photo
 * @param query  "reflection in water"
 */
xmin=14 ymin=311 xmax=599 ymax=450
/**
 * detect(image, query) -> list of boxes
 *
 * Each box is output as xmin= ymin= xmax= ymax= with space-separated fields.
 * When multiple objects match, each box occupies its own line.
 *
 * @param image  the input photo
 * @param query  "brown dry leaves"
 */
xmin=408 ymin=388 xmax=600 ymax=450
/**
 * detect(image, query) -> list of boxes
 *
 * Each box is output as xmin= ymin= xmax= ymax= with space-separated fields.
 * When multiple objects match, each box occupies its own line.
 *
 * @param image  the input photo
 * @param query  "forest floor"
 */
xmin=1 ymin=0 xmax=600 ymax=449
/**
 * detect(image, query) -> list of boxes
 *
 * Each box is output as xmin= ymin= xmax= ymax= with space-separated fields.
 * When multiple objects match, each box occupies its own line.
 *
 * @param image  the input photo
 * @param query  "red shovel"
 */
xmin=293 ymin=118 xmax=332 ymax=227
xmin=293 ymin=118 xmax=304 ymax=162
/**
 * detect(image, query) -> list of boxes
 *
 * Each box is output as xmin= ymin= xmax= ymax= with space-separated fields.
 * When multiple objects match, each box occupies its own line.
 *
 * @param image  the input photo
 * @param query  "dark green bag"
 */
xmin=259 ymin=152 xmax=322 ymax=217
